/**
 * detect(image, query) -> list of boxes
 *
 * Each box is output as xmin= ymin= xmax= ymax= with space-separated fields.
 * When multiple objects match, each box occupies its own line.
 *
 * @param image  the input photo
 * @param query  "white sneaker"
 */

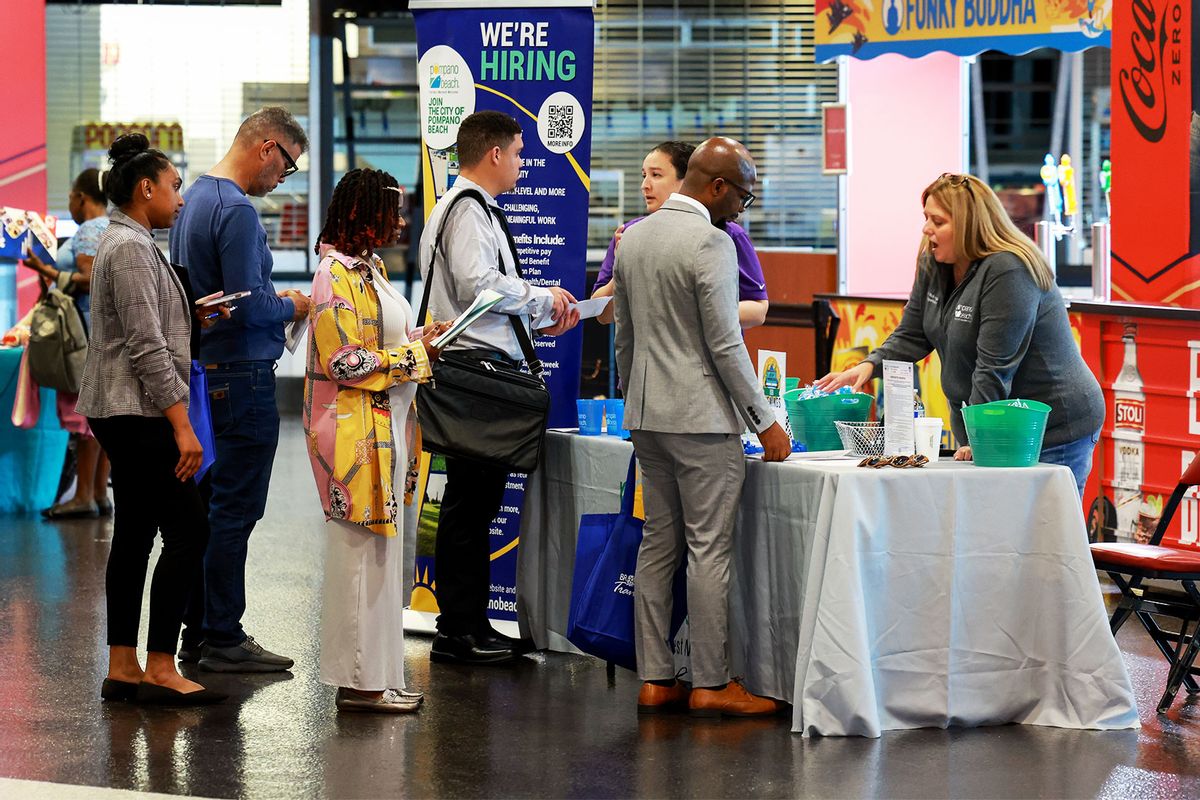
xmin=335 ymin=687 xmax=421 ymax=713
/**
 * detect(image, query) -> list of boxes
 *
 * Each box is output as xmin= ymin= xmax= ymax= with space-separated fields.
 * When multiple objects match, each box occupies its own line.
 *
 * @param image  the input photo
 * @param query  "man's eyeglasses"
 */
xmin=718 ymin=176 xmax=756 ymax=209
xmin=266 ymin=140 xmax=299 ymax=178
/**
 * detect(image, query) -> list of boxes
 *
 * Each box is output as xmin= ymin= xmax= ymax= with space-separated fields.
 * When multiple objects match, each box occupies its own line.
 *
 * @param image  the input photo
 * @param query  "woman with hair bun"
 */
xmin=76 ymin=133 xmax=227 ymax=706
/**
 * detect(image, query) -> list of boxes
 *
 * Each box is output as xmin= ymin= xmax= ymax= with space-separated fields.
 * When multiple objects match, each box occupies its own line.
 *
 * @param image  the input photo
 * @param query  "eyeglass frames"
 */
xmin=265 ymin=139 xmax=299 ymax=178
xmin=718 ymin=176 xmax=756 ymax=209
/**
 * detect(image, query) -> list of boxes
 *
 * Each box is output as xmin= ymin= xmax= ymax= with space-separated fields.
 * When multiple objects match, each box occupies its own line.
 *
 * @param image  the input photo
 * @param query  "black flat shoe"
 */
xmin=430 ymin=633 xmax=516 ymax=666
xmin=100 ymin=678 xmax=139 ymax=702
xmin=135 ymin=682 xmax=227 ymax=706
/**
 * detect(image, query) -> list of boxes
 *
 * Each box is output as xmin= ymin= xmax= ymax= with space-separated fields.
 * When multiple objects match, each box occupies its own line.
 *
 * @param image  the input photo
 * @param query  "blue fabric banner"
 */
xmin=410 ymin=0 xmax=594 ymax=626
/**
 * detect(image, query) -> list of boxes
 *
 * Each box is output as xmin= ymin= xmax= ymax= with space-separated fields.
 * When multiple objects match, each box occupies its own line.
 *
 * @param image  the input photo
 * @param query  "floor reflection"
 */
xmin=0 ymin=418 xmax=1197 ymax=799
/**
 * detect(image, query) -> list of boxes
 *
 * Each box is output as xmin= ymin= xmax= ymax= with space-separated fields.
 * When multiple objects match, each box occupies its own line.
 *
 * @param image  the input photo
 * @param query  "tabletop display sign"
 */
xmin=822 ymin=103 xmax=848 ymax=175
xmin=882 ymin=359 xmax=915 ymax=456
xmin=758 ymin=349 xmax=791 ymax=434
xmin=814 ymin=0 xmax=1112 ymax=62
xmin=407 ymin=0 xmax=595 ymax=632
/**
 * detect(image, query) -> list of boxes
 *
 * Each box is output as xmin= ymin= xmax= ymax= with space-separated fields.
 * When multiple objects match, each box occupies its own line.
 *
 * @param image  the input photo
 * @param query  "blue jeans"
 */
xmin=1040 ymin=429 xmax=1101 ymax=499
xmin=197 ymin=361 xmax=280 ymax=647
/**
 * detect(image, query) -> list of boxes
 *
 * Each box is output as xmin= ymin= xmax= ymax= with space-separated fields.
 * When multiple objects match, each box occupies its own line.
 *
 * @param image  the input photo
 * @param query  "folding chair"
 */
xmin=1090 ymin=451 xmax=1200 ymax=713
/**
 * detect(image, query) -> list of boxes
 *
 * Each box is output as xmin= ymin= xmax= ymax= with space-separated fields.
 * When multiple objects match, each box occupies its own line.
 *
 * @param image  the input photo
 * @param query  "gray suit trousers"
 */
xmin=630 ymin=430 xmax=746 ymax=688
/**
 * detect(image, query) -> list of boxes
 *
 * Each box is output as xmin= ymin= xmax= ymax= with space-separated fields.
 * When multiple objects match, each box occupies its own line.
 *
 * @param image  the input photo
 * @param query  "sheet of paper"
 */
xmin=284 ymin=319 xmax=307 ymax=354
xmin=533 ymin=295 xmax=612 ymax=329
xmin=882 ymin=359 xmax=915 ymax=456
xmin=432 ymin=289 xmax=505 ymax=349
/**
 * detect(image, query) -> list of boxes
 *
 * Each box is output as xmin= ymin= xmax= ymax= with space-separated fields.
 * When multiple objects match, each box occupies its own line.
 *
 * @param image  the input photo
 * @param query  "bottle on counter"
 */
xmin=1112 ymin=325 xmax=1146 ymax=544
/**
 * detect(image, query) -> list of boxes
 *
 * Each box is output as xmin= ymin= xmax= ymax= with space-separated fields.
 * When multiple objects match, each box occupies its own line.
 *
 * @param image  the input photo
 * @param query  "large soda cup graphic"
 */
xmin=1112 ymin=324 xmax=1146 ymax=544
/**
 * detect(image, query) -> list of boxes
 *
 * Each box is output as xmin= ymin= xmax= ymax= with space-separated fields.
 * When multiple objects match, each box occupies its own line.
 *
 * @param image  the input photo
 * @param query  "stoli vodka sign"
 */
xmin=1111 ymin=0 xmax=1200 ymax=306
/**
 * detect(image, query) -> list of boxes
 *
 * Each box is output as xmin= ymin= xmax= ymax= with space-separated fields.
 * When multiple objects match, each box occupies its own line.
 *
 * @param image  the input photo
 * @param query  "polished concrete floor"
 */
xmin=2 ymin=419 xmax=1200 ymax=799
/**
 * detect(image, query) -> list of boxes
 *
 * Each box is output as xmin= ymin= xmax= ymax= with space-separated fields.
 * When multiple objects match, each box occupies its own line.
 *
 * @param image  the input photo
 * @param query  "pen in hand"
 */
xmin=203 ymin=305 xmax=236 ymax=320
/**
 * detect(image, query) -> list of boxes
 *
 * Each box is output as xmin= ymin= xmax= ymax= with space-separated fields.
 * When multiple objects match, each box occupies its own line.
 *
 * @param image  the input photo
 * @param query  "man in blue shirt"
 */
xmin=170 ymin=107 xmax=311 ymax=672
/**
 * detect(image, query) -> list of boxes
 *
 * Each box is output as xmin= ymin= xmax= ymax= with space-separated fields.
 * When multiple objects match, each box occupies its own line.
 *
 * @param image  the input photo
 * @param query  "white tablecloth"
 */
xmin=517 ymin=433 xmax=1140 ymax=737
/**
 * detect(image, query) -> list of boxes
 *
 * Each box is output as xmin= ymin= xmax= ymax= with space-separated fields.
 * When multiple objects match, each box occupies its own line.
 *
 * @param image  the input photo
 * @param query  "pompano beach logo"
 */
xmin=429 ymin=63 xmax=461 ymax=90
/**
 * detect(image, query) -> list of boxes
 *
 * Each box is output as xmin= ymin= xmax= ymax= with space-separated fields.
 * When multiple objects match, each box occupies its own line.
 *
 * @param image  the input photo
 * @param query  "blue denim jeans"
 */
xmin=197 ymin=360 xmax=280 ymax=647
xmin=1040 ymin=428 xmax=1102 ymax=499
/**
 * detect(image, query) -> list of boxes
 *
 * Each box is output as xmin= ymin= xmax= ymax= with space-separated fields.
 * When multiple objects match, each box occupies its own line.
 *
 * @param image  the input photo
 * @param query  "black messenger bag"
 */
xmin=415 ymin=189 xmax=550 ymax=473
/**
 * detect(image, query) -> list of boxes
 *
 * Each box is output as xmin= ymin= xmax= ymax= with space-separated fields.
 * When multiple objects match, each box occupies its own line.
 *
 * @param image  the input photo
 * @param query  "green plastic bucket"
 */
xmin=961 ymin=399 xmax=1051 ymax=467
xmin=784 ymin=391 xmax=873 ymax=451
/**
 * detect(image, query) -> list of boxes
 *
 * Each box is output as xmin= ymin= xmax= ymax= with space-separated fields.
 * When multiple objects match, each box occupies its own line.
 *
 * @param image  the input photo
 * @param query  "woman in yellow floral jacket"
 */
xmin=303 ymin=169 xmax=450 ymax=714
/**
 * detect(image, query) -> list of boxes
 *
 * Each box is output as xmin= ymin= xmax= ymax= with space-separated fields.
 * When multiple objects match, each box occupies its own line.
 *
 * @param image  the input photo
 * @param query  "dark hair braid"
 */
xmin=315 ymin=168 xmax=402 ymax=257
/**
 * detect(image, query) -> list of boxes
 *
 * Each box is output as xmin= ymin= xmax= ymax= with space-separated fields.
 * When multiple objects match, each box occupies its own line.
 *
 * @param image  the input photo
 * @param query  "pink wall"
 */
xmin=0 ymin=0 xmax=47 ymax=316
xmin=845 ymin=52 xmax=966 ymax=296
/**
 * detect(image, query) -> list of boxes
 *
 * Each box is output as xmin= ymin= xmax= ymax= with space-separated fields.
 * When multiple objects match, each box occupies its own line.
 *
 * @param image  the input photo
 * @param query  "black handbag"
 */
xmin=415 ymin=189 xmax=550 ymax=473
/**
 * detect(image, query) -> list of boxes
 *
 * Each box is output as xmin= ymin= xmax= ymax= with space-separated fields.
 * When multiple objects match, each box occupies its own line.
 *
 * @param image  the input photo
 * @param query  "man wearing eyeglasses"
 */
xmin=613 ymin=136 xmax=790 ymax=718
xmin=169 ymin=106 xmax=311 ymax=674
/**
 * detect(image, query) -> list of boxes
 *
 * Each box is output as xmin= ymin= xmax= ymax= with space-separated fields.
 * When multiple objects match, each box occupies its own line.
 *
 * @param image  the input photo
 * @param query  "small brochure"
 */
xmin=532 ymin=295 xmax=612 ymax=329
xmin=882 ymin=359 xmax=915 ymax=456
xmin=432 ymin=289 xmax=505 ymax=349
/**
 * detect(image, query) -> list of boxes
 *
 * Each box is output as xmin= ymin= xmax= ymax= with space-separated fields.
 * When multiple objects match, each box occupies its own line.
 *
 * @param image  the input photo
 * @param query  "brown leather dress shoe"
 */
xmin=637 ymin=680 xmax=690 ymax=714
xmin=688 ymin=679 xmax=781 ymax=718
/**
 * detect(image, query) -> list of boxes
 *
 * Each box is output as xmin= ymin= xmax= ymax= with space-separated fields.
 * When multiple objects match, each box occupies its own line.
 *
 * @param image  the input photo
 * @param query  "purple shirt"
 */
xmin=595 ymin=216 xmax=769 ymax=301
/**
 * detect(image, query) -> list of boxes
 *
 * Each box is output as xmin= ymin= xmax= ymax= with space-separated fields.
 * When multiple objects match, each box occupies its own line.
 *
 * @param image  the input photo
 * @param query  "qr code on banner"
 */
xmin=548 ymin=105 xmax=574 ymax=140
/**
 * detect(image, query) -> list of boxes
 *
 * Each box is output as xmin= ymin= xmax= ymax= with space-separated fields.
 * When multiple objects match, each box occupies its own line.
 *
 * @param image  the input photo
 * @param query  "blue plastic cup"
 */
xmin=577 ymin=399 xmax=604 ymax=435
xmin=604 ymin=399 xmax=629 ymax=438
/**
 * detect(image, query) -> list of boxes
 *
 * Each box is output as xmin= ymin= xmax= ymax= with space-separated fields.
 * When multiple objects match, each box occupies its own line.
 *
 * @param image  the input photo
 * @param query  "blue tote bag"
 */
xmin=567 ymin=453 xmax=686 ymax=671
xmin=188 ymin=360 xmax=216 ymax=482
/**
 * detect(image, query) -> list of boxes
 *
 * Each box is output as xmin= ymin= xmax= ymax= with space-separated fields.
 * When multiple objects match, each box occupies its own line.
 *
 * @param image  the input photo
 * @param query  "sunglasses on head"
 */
xmin=938 ymin=172 xmax=974 ymax=196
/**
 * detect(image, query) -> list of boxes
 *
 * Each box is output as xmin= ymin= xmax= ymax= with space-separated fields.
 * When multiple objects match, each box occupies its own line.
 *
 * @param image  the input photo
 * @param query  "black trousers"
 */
xmin=435 ymin=456 xmax=509 ymax=635
xmin=90 ymin=415 xmax=207 ymax=655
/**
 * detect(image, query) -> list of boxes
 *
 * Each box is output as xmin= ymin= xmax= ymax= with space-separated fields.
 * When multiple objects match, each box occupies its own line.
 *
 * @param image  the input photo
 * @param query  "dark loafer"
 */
xmin=136 ymin=682 xmax=227 ymax=706
xmin=430 ymin=633 xmax=516 ymax=665
xmin=100 ymin=678 xmax=139 ymax=702
xmin=476 ymin=628 xmax=537 ymax=655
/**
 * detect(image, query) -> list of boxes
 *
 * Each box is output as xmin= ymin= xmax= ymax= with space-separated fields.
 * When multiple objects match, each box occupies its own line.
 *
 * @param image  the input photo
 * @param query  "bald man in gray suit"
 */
xmin=613 ymin=137 xmax=790 ymax=719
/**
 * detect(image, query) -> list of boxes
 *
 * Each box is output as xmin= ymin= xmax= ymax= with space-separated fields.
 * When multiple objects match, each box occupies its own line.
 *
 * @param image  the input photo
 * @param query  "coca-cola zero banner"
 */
xmin=1111 ymin=0 xmax=1200 ymax=305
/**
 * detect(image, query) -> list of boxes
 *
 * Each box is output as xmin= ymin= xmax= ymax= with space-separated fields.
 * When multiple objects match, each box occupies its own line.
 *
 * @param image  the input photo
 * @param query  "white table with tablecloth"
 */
xmin=516 ymin=431 xmax=1139 ymax=737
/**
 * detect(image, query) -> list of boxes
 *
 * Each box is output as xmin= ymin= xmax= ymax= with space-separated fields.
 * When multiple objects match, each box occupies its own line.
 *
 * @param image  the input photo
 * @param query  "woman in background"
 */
xmin=592 ymin=140 xmax=769 ymax=329
xmin=23 ymin=169 xmax=112 ymax=519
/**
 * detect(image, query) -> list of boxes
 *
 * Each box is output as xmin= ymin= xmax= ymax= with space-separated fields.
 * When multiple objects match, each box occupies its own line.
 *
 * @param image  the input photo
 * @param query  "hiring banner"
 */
xmin=406 ymin=0 xmax=594 ymax=632
xmin=814 ymin=0 xmax=1112 ymax=62
xmin=1111 ymin=0 xmax=1200 ymax=306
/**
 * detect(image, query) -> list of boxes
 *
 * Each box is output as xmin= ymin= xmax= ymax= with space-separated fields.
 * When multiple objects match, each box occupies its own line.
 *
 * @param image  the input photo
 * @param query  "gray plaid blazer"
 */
xmin=76 ymin=209 xmax=191 ymax=419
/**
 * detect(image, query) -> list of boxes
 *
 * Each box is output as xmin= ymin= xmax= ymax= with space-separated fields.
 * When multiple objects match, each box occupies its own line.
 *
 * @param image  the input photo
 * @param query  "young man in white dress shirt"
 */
xmin=419 ymin=110 xmax=580 ymax=665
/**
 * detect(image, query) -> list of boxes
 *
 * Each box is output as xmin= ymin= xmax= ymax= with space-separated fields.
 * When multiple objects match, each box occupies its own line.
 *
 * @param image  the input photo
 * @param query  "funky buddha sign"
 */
xmin=1111 ymin=0 xmax=1200 ymax=306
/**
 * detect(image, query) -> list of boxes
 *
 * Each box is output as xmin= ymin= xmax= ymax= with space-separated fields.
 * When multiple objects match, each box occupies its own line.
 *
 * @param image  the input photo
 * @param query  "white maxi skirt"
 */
xmin=319 ymin=502 xmax=417 ymax=691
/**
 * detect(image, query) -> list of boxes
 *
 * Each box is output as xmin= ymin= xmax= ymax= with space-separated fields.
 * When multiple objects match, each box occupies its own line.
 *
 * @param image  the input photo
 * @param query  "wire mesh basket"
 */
xmin=835 ymin=420 xmax=886 ymax=457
